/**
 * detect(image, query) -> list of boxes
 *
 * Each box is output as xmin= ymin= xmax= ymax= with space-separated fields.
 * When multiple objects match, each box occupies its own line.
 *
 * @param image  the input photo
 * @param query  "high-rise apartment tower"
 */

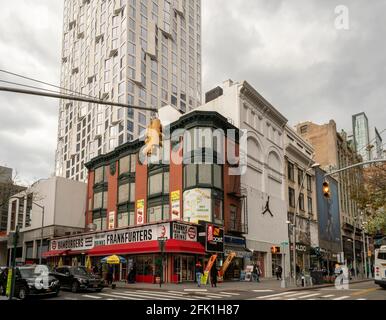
xmin=56 ymin=0 xmax=202 ymax=181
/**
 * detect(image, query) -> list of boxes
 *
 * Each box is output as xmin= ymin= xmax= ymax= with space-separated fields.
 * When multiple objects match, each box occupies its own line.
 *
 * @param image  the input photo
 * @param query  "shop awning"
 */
xmin=225 ymin=245 xmax=252 ymax=258
xmin=68 ymin=250 xmax=89 ymax=256
xmin=165 ymin=240 xmax=205 ymax=254
xmin=88 ymin=240 xmax=205 ymax=257
xmin=42 ymin=250 xmax=69 ymax=258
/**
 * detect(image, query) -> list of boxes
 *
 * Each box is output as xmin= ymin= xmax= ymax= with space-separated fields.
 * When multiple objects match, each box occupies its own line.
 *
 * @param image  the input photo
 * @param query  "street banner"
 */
xmin=108 ymin=211 xmax=115 ymax=230
xmin=136 ymin=199 xmax=145 ymax=225
xmin=201 ymin=254 xmax=217 ymax=285
xmin=219 ymin=252 xmax=236 ymax=278
xmin=171 ymin=190 xmax=181 ymax=220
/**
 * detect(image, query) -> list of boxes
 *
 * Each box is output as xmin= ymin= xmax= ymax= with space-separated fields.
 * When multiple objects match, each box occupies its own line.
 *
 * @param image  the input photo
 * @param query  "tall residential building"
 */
xmin=375 ymin=127 xmax=384 ymax=159
xmin=352 ymin=112 xmax=371 ymax=162
xmin=56 ymin=0 xmax=202 ymax=181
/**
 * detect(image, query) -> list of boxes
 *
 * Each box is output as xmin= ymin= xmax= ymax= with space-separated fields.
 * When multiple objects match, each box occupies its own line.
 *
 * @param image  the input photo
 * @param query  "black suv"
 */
xmin=53 ymin=266 xmax=104 ymax=293
xmin=0 ymin=266 xmax=60 ymax=300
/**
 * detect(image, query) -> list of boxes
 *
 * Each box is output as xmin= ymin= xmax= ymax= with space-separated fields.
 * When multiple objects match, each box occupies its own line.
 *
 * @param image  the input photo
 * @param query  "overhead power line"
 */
xmin=0 ymin=86 xmax=157 ymax=112
xmin=0 ymin=68 xmax=96 ymax=100
xmin=0 ymin=79 xmax=66 ymax=96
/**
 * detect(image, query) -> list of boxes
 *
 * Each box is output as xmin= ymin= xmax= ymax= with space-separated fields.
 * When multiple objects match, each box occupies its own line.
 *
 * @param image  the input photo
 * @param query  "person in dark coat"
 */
xmin=211 ymin=265 xmax=218 ymax=287
xmin=107 ymin=265 xmax=113 ymax=285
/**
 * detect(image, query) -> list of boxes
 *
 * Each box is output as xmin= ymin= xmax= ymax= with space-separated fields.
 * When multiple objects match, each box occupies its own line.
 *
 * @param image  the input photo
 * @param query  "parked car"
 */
xmin=0 ymin=266 xmax=60 ymax=300
xmin=53 ymin=266 xmax=104 ymax=293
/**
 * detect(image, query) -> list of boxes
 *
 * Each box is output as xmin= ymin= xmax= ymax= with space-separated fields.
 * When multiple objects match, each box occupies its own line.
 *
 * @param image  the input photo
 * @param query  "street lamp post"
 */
xmin=292 ymin=162 xmax=320 ymax=285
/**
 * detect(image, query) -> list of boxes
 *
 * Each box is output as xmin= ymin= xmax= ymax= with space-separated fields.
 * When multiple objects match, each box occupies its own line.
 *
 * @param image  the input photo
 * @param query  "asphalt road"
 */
xmin=43 ymin=281 xmax=385 ymax=301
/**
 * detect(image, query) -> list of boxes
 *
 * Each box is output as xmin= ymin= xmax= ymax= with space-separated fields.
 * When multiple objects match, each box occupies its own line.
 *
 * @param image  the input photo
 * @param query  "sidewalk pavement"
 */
xmin=112 ymin=277 xmax=373 ymax=293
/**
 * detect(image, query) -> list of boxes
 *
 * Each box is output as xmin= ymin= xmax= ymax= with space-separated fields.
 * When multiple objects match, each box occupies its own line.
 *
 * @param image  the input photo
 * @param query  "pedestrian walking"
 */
xmin=107 ymin=265 xmax=113 ymax=286
xmin=276 ymin=265 xmax=283 ymax=280
xmin=195 ymin=261 xmax=203 ymax=287
xmin=211 ymin=265 xmax=218 ymax=288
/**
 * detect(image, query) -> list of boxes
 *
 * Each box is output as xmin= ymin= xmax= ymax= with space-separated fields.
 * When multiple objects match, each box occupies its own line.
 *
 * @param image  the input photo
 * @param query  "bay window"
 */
xmin=147 ymin=166 xmax=169 ymax=223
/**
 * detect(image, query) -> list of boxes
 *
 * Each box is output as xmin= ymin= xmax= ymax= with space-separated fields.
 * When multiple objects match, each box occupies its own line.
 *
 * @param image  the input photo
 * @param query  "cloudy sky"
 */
xmin=0 ymin=0 xmax=385 ymax=184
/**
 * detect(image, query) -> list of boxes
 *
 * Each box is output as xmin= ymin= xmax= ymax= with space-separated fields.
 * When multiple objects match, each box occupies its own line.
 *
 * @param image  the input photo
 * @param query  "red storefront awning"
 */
xmin=88 ymin=240 xmax=205 ymax=257
xmin=165 ymin=239 xmax=205 ymax=254
xmin=68 ymin=250 xmax=89 ymax=256
xmin=42 ymin=250 xmax=69 ymax=258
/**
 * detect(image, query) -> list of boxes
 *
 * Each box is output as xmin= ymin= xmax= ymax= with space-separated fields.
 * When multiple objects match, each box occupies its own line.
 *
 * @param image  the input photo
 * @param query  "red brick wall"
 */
xmin=223 ymin=137 xmax=242 ymax=234
xmin=86 ymin=170 xmax=95 ymax=226
xmin=135 ymin=157 xmax=148 ymax=225
xmin=169 ymin=141 xmax=183 ymax=221
xmin=106 ymin=161 xmax=119 ymax=229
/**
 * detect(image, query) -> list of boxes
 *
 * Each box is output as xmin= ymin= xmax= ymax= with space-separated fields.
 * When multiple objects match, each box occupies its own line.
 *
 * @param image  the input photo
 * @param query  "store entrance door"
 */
xmin=173 ymin=256 xmax=195 ymax=283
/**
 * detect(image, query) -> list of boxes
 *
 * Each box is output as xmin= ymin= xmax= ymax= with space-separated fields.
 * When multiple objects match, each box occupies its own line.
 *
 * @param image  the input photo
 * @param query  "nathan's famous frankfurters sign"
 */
xmin=50 ymin=223 xmax=170 ymax=252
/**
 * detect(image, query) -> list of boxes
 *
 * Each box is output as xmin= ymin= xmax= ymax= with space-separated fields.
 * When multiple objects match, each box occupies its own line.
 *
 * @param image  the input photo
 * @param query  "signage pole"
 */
xmin=9 ymin=226 xmax=19 ymax=300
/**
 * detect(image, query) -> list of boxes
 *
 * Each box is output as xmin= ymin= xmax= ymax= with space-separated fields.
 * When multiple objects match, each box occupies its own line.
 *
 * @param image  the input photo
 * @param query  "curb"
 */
xmin=282 ymin=279 xmax=373 ymax=292
xmin=111 ymin=279 xmax=374 ymax=293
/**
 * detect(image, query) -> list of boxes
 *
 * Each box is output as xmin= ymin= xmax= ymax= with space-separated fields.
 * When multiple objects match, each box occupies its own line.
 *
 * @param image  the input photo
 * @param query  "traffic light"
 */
xmin=271 ymin=246 xmax=280 ymax=254
xmin=143 ymin=118 xmax=163 ymax=156
xmin=322 ymin=181 xmax=330 ymax=198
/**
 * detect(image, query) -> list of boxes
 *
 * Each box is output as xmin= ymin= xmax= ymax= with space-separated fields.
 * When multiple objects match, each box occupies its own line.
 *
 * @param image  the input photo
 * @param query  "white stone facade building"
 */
xmin=198 ymin=80 xmax=290 ymax=278
xmin=6 ymin=177 xmax=86 ymax=264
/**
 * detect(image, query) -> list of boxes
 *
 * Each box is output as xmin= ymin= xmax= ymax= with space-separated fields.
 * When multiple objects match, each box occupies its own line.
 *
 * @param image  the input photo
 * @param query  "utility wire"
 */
xmin=0 ymin=86 xmax=157 ymax=112
xmin=0 ymin=79 xmax=66 ymax=96
xmin=355 ymin=128 xmax=386 ymax=154
xmin=0 ymin=68 xmax=97 ymax=100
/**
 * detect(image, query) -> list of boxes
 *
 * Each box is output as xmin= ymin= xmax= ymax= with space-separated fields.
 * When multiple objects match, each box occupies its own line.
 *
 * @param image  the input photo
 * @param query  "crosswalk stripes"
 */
xmin=219 ymin=292 xmax=241 ymax=296
xmin=79 ymin=289 xmax=237 ymax=300
xmin=82 ymin=294 xmax=102 ymax=299
xmin=253 ymin=290 xmax=356 ymax=301
xmin=333 ymin=296 xmax=350 ymax=300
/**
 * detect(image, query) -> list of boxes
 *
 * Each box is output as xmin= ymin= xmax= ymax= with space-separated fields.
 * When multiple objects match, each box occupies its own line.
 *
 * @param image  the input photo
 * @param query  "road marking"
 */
xmin=322 ymin=295 xmax=335 ymax=298
xmin=252 ymin=289 xmax=274 ymax=293
xmin=295 ymin=293 xmax=321 ymax=299
xmin=118 ymin=291 xmax=173 ymax=300
xmin=133 ymin=291 xmax=197 ymax=300
xmin=219 ymin=292 xmax=240 ymax=296
xmin=333 ymin=296 xmax=350 ymax=300
xmin=98 ymin=293 xmax=141 ymax=300
xmin=168 ymin=291 xmax=189 ymax=295
xmin=282 ymin=292 xmax=312 ymax=298
xmin=82 ymin=294 xmax=102 ymax=299
xmin=257 ymin=291 xmax=296 ymax=299
xmin=351 ymin=288 xmax=378 ymax=297
xmin=184 ymin=289 xmax=208 ymax=292
xmin=194 ymin=292 xmax=232 ymax=297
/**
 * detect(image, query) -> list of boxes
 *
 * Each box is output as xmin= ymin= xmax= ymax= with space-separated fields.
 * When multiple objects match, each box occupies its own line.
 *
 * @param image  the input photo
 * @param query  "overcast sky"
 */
xmin=0 ymin=0 xmax=385 ymax=184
